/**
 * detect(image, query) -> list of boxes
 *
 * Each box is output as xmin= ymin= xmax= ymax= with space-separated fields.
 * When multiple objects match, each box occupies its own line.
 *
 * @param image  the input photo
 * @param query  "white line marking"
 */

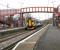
xmin=12 ymin=25 xmax=48 ymax=50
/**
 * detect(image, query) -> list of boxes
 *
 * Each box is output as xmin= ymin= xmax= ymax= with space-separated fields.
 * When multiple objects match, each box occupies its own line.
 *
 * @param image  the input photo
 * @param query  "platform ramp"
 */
xmin=12 ymin=24 xmax=49 ymax=50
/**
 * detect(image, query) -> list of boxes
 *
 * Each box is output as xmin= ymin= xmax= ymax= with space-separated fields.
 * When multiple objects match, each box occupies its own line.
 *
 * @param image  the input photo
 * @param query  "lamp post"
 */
xmin=6 ymin=3 xmax=9 ymax=8
xmin=18 ymin=1 xmax=24 ymax=8
xmin=51 ymin=0 xmax=56 ymax=26
xmin=47 ymin=0 xmax=50 ymax=20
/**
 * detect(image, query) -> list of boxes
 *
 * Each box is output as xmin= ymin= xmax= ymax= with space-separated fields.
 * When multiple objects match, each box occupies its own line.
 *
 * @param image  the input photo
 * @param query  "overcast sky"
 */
xmin=0 ymin=0 xmax=60 ymax=9
xmin=0 ymin=0 xmax=60 ymax=20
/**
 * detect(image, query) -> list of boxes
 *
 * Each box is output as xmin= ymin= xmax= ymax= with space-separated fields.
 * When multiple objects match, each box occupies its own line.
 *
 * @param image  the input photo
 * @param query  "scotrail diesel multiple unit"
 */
xmin=25 ymin=17 xmax=42 ymax=29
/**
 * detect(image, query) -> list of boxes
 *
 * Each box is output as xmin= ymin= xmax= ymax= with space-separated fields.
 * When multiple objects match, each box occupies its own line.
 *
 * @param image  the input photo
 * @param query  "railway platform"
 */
xmin=13 ymin=24 xmax=60 ymax=50
xmin=34 ymin=24 xmax=60 ymax=50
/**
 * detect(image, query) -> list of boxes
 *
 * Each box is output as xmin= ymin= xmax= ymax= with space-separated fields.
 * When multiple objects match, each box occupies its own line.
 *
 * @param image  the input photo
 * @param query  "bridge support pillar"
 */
xmin=20 ymin=13 xmax=23 ymax=27
xmin=0 ymin=16 xmax=4 ymax=28
xmin=8 ymin=15 xmax=14 ymax=28
xmin=53 ymin=8 xmax=58 ymax=26
xmin=53 ymin=13 xmax=55 ymax=26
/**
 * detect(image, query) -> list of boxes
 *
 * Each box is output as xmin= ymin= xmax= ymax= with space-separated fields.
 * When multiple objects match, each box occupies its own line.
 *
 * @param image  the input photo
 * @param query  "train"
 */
xmin=25 ymin=17 xmax=42 ymax=29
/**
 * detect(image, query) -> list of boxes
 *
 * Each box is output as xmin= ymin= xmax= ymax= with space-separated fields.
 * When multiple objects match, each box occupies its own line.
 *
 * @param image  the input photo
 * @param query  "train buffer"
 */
xmin=13 ymin=24 xmax=60 ymax=50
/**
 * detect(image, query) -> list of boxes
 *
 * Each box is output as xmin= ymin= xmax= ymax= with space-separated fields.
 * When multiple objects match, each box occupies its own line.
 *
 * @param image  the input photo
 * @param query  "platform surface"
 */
xmin=34 ymin=24 xmax=60 ymax=50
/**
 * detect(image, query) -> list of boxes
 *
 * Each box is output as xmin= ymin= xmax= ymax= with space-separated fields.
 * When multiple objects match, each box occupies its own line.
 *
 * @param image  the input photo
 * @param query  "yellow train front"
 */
xmin=25 ymin=17 xmax=35 ymax=29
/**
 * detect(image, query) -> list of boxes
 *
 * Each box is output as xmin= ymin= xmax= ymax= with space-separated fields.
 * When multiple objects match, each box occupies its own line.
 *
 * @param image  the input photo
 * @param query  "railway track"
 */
xmin=0 ymin=26 xmax=44 ymax=42
xmin=0 ymin=27 xmax=25 ymax=38
xmin=0 ymin=29 xmax=30 ymax=42
xmin=0 ymin=25 xmax=46 ymax=50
